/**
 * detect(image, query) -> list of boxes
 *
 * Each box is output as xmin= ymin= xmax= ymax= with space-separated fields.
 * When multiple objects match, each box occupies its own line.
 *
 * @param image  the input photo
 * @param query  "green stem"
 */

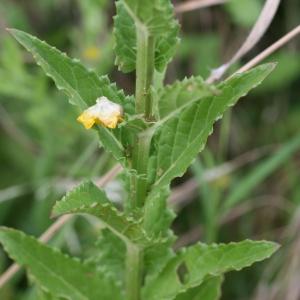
xmin=130 ymin=27 xmax=155 ymax=209
xmin=126 ymin=23 xmax=155 ymax=300
xmin=135 ymin=27 xmax=155 ymax=118
xmin=125 ymin=243 xmax=143 ymax=300
xmin=131 ymin=134 xmax=151 ymax=208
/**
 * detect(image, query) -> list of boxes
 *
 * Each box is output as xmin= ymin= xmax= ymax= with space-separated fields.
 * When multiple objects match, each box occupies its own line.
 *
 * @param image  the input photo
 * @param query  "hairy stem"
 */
xmin=135 ymin=27 xmax=155 ymax=118
xmin=130 ymin=27 xmax=155 ymax=209
xmin=131 ymin=134 xmax=152 ymax=207
xmin=126 ymin=24 xmax=155 ymax=300
xmin=125 ymin=243 xmax=143 ymax=300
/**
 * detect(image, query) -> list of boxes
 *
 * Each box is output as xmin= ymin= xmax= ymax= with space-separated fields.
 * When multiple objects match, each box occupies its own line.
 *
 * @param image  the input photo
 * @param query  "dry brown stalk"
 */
xmin=235 ymin=25 xmax=300 ymax=74
xmin=175 ymin=0 xmax=227 ymax=14
xmin=206 ymin=0 xmax=281 ymax=83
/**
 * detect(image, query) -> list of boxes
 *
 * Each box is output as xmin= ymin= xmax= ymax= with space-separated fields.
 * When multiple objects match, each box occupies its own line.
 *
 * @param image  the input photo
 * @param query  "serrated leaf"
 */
xmin=175 ymin=276 xmax=223 ymax=300
xmin=144 ymin=241 xmax=175 ymax=289
xmin=143 ymin=240 xmax=279 ymax=300
xmin=32 ymin=287 xmax=61 ymax=300
xmin=113 ymin=0 xmax=179 ymax=72
xmin=9 ymin=29 xmax=134 ymax=163
xmin=85 ymin=228 xmax=126 ymax=288
xmin=157 ymin=76 xmax=213 ymax=119
xmin=0 ymin=227 xmax=121 ymax=300
xmin=143 ymin=186 xmax=175 ymax=238
xmin=113 ymin=2 xmax=136 ymax=73
xmin=52 ymin=181 xmax=150 ymax=245
xmin=148 ymin=64 xmax=275 ymax=197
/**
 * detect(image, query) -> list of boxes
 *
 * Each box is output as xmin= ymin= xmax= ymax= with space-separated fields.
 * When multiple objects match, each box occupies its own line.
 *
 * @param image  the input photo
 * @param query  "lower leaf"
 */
xmin=0 ymin=227 xmax=121 ymax=300
xmin=174 ymin=276 xmax=223 ymax=300
xmin=143 ymin=239 xmax=279 ymax=300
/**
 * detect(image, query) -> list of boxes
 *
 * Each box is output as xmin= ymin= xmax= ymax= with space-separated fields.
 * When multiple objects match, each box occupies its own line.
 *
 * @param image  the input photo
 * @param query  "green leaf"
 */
xmin=175 ymin=276 xmax=223 ymax=300
xmin=113 ymin=0 xmax=179 ymax=72
xmin=52 ymin=181 xmax=151 ymax=245
xmin=144 ymin=242 xmax=175 ymax=287
xmin=0 ymin=227 xmax=121 ymax=300
xmin=148 ymin=64 xmax=275 ymax=197
xmin=85 ymin=228 xmax=126 ymax=288
xmin=32 ymin=287 xmax=61 ymax=300
xmin=143 ymin=186 xmax=175 ymax=238
xmin=143 ymin=239 xmax=279 ymax=300
xmin=9 ymin=29 xmax=134 ymax=163
xmin=156 ymin=76 xmax=214 ymax=119
xmin=113 ymin=2 xmax=136 ymax=73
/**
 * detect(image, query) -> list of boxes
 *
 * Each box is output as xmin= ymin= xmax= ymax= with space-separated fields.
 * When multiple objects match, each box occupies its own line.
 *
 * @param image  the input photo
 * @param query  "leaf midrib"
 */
xmin=9 ymin=242 xmax=90 ymax=300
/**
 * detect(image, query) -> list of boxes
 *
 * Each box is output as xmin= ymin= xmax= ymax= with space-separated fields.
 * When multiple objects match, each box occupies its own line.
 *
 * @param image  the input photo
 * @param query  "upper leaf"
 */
xmin=85 ymin=228 xmax=126 ymax=289
xmin=148 ymin=64 xmax=275 ymax=197
xmin=143 ymin=186 xmax=175 ymax=238
xmin=0 ymin=227 xmax=121 ymax=300
xmin=52 ymin=181 xmax=151 ymax=245
xmin=174 ymin=276 xmax=223 ymax=300
xmin=143 ymin=240 xmax=279 ymax=300
xmin=113 ymin=0 xmax=179 ymax=72
xmin=9 ymin=29 xmax=134 ymax=163
xmin=156 ymin=76 xmax=213 ymax=120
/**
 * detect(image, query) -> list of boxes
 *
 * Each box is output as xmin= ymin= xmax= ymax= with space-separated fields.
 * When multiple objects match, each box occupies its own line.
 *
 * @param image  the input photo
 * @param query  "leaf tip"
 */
xmin=6 ymin=28 xmax=21 ymax=37
xmin=262 ymin=61 xmax=277 ymax=72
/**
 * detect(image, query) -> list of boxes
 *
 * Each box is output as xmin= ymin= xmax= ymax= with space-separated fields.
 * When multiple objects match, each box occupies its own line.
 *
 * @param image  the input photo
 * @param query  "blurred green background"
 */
xmin=0 ymin=0 xmax=299 ymax=299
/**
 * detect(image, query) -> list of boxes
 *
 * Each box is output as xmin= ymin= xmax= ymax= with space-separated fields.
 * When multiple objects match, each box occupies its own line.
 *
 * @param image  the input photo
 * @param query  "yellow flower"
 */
xmin=77 ymin=97 xmax=123 ymax=129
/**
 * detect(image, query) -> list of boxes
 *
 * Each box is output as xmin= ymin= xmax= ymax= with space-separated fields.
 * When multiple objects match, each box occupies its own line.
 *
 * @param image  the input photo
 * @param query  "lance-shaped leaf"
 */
xmin=52 ymin=181 xmax=150 ymax=245
xmin=9 ymin=29 xmax=134 ymax=163
xmin=143 ymin=186 xmax=175 ymax=239
xmin=113 ymin=0 xmax=179 ymax=73
xmin=85 ymin=228 xmax=126 ymax=289
xmin=143 ymin=240 xmax=279 ymax=300
xmin=156 ymin=76 xmax=213 ymax=120
xmin=175 ymin=276 xmax=223 ymax=300
xmin=0 ymin=227 xmax=121 ymax=300
xmin=148 ymin=64 xmax=275 ymax=197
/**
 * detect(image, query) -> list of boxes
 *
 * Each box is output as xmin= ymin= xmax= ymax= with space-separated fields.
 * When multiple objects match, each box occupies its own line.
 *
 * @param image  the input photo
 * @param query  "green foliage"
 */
xmin=175 ymin=276 xmax=223 ymax=300
xmin=255 ymin=52 xmax=300 ymax=93
xmin=0 ymin=1 xmax=279 ymax=299
xmin=148 ymin=64 xmax=275 ymax=197
xmin=156 ymin=76 xmax=213 ymax=119
xmin=142 ymin=186 xmax=175 ymax=238
xmin=8 ymin=29 xmax=134 ymax=164
xmin=143 ymin=240 xmax=279 ymax=300
xmin=0 ymin=227 xmax=121 ymax=300
xmin=85 ymin=228 xmax=126 ymax=288
xmin=53 ymin=181 xmax=151 ymax=245
xmin=113 ymin=0 xmax=179 ymax=72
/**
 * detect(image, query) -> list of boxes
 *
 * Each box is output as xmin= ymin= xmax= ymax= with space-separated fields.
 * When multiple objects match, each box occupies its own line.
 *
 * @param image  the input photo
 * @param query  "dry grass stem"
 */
xmin=236 ymin=25 xmax=300 ymax=74
xmin=175 ymin=0 xmax=227 ymax=14
xmin=206 ymin=0 xmax=281 ymax=83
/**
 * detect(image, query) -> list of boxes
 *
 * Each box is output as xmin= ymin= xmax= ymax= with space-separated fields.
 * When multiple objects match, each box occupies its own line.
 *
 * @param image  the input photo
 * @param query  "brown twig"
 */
xmin=235 ymin=25 xmax=300 ymax=74
xmin=0 ymin=164 xmax=122 ymax=289
xmin=175 ymin=0 xmax=227 ymax=14
xmin=206 ymin=0 xmax=281 ymax=83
